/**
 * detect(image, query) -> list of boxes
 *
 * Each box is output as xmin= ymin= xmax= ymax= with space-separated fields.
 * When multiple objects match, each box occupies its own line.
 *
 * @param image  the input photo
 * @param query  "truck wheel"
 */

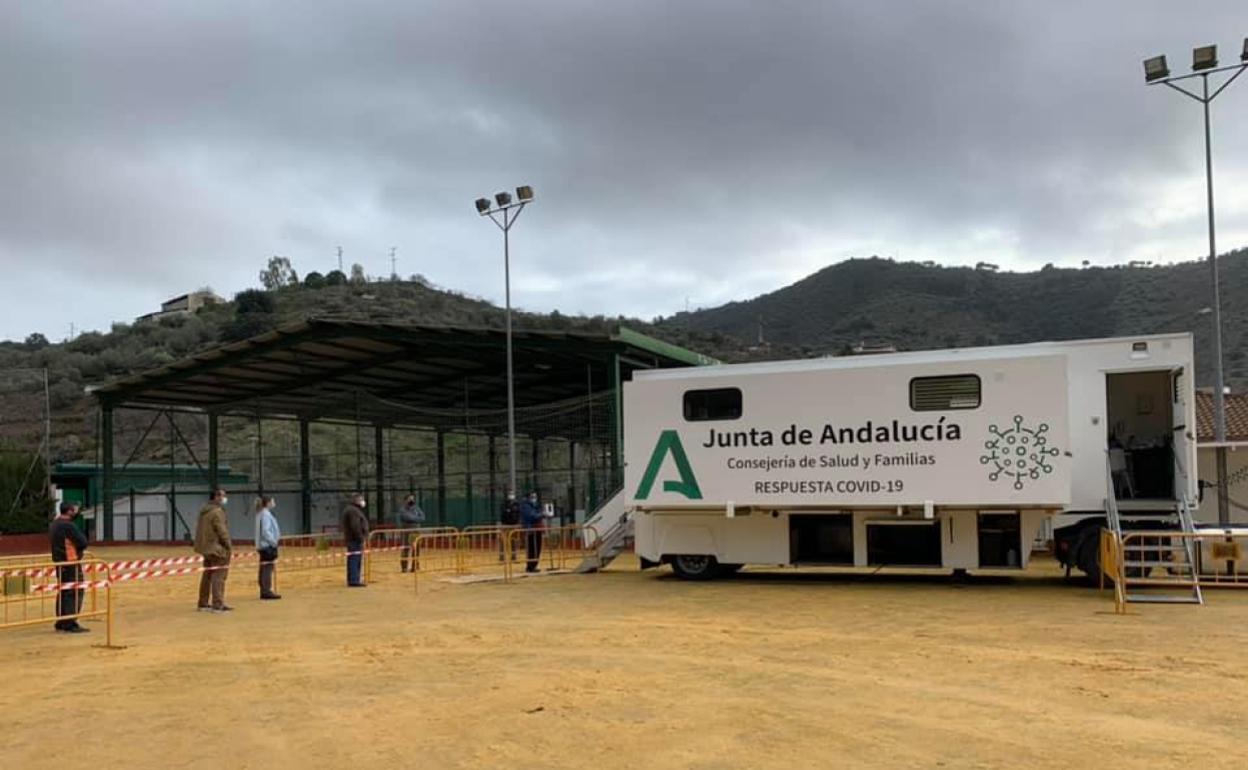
xmin=670 ymin=554 xmax=721 ymax=581
xmin=1074 ymin=530 xmax=1101 ymax=584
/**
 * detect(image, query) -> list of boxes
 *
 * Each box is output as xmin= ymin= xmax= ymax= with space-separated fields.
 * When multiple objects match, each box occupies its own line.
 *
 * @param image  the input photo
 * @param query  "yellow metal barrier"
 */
xmin=410 ymin=530 xmax=467 ymax=593
xmin=504 ymin=525 xmax=600 ymax=580
xmin=1098 ymin=528 xmax=1126 ymax=614
xmin=1107 ymin=529 xmax=1248 ymax=612
xmin=1 ymin=551 xmax=108 ymax=621
xmin=0 ymin=558 xmax=120 ymax=648
xmin=1188 ymin=528 xmax=1248 ymax=588
xmin=271 ymin=532 xmax=345 ymax=591
xmin=0 ymin=549 xmax=99 ymax=567
xmin=364 ymin=527 xmax=458 ymax=582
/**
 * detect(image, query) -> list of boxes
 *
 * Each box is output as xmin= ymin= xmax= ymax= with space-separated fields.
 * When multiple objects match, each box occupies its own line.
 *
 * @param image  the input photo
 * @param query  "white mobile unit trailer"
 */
xmin=623 ymin=333 xmax=1196 ymax=579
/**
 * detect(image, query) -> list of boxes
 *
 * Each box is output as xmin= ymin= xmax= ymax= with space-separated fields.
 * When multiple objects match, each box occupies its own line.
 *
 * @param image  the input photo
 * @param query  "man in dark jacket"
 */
xmin=497 ymin=491 xmax=521 ymax=562
xmin=519 ymin=490 xmax=545 ymax=573
xmin=49 ymin=502 xmax=89 ymax=633
xmin=341 ymin=493 xmax=370 ymax=587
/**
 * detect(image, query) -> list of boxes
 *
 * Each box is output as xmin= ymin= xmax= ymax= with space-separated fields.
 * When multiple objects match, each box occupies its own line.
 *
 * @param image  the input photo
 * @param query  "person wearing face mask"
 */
xmin=341 ymin=492 xmax=370 ymax=587
xmin=519 ymin=490 xmax=545 ymax=573
xmin=497 ymin=490 xmax=521 ymax=562
xmin=396 ymin=494 xmax=425 ymax=573
xmin=254 ymin=496 xmax=281 ymax=600
xmin=194 ymin=488 xmax=234 ymax=613
xmin=49 ymin=501 xmax=90 ymax=634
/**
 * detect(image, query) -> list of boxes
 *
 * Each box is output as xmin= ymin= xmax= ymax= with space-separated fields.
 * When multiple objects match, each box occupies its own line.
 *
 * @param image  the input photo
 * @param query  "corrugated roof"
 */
xmin=90 ymin=319 xmax=712 ymax=430
xmin=1195 ymin=391 xmax=1248 ymax=444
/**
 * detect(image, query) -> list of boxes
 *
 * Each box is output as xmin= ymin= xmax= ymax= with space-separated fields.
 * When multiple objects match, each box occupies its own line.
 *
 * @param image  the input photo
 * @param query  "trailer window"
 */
xmin=910 ymin=374 xmax=981 ymax=411
xmin=683 ymin=388 xmax=742 ymax=421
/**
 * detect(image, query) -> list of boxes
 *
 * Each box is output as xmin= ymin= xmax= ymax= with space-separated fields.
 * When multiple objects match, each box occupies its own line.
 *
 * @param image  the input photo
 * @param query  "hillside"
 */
xmin=0 ymin=271 xmax=775 ymax=464
xmin=4 ymin=249 xmax=1248 ymax=466
xmin=658 ymin=250 xmax=1248 ymax=390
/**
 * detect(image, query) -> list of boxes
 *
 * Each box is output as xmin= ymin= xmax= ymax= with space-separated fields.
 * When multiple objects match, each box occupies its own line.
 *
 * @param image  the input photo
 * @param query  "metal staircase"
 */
xmin=1105 ymin=451 xmax=1203 ymax=607
xmin=575 ymin=489 xmax=630 ymax=573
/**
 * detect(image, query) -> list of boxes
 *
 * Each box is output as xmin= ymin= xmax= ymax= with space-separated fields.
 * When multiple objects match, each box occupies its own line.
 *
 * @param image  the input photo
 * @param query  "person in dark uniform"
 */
xmin=520 ymin=490 xmax=545 ymax=573
xmin=49 ymin=502 xmax=89 ymax=634
xmin=341 ymin=492 xmax=370 ymax=587
xmin=497 ymin=490 xmax=521 ymax=562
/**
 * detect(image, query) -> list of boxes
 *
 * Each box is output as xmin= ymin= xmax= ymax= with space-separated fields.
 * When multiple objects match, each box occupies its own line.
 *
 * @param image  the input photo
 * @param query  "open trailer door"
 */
xmin=1172 ymin=367 xmax=1197 ymax=502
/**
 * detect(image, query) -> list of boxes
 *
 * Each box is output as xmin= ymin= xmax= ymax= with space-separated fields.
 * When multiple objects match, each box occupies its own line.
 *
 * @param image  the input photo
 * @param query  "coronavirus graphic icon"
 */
xmin=981 ymin=415 xmax=1059 ymax=490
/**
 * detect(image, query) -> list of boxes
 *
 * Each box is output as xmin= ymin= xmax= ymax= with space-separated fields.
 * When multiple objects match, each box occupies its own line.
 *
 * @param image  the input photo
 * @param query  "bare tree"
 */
xmin=259 ymin=256 xmax=299 ymax=290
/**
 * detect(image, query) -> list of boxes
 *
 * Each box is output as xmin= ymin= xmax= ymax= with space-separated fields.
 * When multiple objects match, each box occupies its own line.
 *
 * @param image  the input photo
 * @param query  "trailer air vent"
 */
xmin=909 ymin=374 xmax=981 ymax=411
xmin=683 ymin=387 xmax=743 ymax=421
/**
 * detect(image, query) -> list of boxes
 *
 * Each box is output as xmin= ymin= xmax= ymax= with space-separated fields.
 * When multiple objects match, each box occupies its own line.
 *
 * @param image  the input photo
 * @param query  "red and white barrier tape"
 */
xmin=3 ymin=551 xmax=260 ymax=579
xmin=12 ymin=543 xmax=410 ymax=592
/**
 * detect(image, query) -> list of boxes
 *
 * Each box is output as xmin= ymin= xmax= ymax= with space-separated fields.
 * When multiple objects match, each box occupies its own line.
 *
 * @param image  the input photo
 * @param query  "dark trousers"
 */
xmin=258 ymin=547 xmax=278 ymax=596
xmin=525 ymin=530 xmax=543 ymax=572
xmin=55 ymin=564 xmax=84 ymax=630
xmin=198 ymin=554 xmax=229 ymax=608
xmin=346 ymin=541 xmax=363 ymax=585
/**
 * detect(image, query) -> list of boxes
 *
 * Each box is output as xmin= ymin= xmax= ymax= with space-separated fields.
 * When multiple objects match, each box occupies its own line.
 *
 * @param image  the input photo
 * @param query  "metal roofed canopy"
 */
xmin=93 ymin=319 xmax=717 ymax=427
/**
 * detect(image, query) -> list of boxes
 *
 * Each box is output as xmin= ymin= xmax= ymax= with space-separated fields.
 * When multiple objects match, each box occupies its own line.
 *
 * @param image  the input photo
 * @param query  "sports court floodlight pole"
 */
xmin=1146 ymin=47 xmax=1247 ymax=526
xmin=476 ymin=188 xmax=535 ymax=499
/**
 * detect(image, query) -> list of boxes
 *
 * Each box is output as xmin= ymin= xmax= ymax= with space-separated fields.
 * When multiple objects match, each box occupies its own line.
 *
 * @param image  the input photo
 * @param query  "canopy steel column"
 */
xmin=488 ymin=435 xmax=498 ymax=519
xmin=374 ymin=425 xmax=385 ymax=522
xmin=102 ymin=404 xmax=115 ymax=540
xmin=610 ymin=354 xmax=624 ymax=490
xmin=531 ymin=438 xmax=540 ymax=495
xmin=207 ymin=413 xmax=219 ymax=491
xmin=299 ymin=419 xmax=312 ymax=534
xmin=255 ymin=415 xmax=265 ymax=497
xmin=436 ymin=429 xmax=447 ymax=525
xmin=168 ymin=413 xmax=178 ymax=541
xmin=568 ymin=441 xmax=577 ymax=521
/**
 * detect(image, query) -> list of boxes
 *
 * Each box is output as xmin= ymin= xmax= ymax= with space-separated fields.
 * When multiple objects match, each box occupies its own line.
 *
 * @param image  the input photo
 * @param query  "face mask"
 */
xmin=270 ymin=503 xmax=276 ymax=511
xmin=221 ymin=497 xmax=229 ymax=506
xmin=359 ymin=500 xmax=367 ymax=508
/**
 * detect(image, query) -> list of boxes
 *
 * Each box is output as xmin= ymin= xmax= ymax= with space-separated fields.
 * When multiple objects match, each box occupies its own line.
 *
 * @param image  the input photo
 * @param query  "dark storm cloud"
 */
xmin=2 ymin=1 xmax=1246 ymax=341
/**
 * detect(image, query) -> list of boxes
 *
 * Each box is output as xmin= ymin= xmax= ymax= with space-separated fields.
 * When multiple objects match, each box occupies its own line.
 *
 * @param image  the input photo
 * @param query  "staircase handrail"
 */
xmin=1104 ymin=449 xmax=1123 ymax=537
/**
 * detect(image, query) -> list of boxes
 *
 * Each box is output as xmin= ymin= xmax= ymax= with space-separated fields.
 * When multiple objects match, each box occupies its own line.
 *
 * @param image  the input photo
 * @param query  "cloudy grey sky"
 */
xmin=3 ymin=1 xmax=1247 ymax=342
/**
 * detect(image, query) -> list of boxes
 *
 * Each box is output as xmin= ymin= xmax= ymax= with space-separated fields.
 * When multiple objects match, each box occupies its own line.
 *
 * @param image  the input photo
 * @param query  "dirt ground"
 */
xmin=4 ymin=546 xmax=1247 ymax=770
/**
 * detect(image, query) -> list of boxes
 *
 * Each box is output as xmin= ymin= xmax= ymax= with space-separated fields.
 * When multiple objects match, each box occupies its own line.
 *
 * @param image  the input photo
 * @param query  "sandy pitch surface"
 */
xmin=4 ymin=546 xmax=1247 ymax=770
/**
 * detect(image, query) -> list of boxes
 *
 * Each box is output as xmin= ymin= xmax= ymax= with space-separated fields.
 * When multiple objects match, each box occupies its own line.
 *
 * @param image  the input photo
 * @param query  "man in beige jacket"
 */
xmin=194 ymin=488 xmax=233 ymax=613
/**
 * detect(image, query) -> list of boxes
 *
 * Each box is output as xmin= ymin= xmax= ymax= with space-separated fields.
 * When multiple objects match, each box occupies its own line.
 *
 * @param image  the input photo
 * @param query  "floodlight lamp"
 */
xmin=475 ymin=197 xmax=492 ymax=214
xmin=1192 ymin=45 xmax=1217 ymax=71
xmin=1143 ymin=55 xmax=1170 ymax=82
xmin=516 ymin=185 xmax=534 ymax=202
xmin=494 ymin=191 xmax=512 ymax=207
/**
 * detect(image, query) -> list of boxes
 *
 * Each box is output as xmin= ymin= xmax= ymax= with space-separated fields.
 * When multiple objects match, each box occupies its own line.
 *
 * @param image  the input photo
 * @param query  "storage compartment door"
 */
xmin=866 ymin=521 xmax=942 ymax=567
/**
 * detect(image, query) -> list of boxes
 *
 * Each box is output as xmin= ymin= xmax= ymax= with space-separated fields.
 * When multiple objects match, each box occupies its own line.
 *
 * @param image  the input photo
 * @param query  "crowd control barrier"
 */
xmin=1101 ymin=528 xmax=1247 ymax=613
xmin=504 ymin=525 xmax=600 ymax=579
xmin=364 ymin=527 xmax=458 ymax=582
xmin=0 ymin=558 xmax=120 ymax=647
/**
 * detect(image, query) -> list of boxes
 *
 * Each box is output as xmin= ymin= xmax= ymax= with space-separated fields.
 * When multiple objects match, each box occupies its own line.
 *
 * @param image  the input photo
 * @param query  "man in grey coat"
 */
xmin=396 ymin=494 xmax=425 ymax=573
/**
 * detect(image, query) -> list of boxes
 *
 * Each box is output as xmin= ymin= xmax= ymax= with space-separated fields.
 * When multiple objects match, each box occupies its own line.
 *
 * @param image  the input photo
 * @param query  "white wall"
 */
xmin=106 ymin=489 xmax=308 ymax=542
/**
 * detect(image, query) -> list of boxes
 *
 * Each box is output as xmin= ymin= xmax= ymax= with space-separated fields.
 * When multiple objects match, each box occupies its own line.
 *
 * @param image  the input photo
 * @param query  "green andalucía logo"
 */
xmin=635 ymin=430 xmax=703 ymax=500
xmin=980 ymin=415 xmax=1059 ymax=491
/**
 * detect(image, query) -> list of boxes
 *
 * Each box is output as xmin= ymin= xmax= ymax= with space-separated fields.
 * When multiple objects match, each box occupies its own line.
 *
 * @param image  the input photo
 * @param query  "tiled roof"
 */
xmin=1194 ymin=391 xmax=1248 ymax=444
